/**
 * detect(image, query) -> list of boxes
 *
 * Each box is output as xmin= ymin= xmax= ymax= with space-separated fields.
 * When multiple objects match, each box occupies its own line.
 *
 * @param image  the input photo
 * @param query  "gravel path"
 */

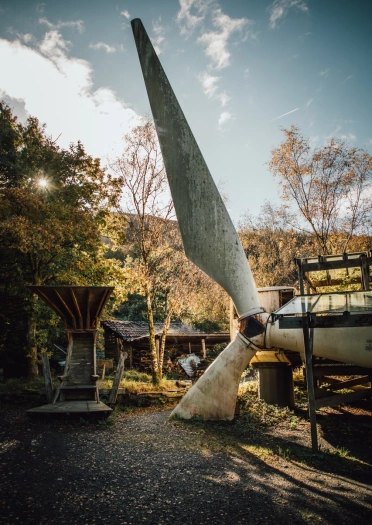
xmin=0 ymin=401 xmax=371 ymax=525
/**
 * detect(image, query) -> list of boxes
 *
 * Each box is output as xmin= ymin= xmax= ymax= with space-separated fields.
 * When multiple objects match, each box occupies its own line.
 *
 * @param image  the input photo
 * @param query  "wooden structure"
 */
xmin=101 ymin=320 xmax=229 ymax=374
xmin=27 ymin=286 xmax=113 ymax=417
xmin=295 ymin=251 xmax=372 ymax=294
xmin=273 ymin=252 xmax=372 ymax=450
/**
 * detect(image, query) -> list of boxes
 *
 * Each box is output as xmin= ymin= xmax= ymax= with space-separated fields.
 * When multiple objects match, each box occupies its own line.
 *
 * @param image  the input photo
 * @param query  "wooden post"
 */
xmin=188 ymin=342 xmax=191 ymax=354
xmin=202 ymin=338 xmax=206 ymax=359
xmin=303 ymin=314 xmax=318 ymax=452
xmin=101 ymin=364 xmax=106 ymax=380
xmin=361 ymin=255 xmax=370 ymax=291
xmin=41 ymin=352 xmax=53 ymax=404
xmin=296 ymin=258 xmax=305 ymax=295
xmin=155 ymin=337 xmax=160 ymax=364
xmin=108 ymin=351 xmax=127 ymax=405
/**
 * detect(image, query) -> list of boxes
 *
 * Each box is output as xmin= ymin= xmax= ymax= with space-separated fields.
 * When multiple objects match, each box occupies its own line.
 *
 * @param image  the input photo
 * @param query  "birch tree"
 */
xmin=268 ymin=126 xmax=372 ymax=254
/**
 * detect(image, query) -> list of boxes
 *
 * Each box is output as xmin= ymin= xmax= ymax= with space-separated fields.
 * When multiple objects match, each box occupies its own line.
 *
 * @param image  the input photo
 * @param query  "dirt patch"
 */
xmin=0 ymin=398 xmax=371 ymax=525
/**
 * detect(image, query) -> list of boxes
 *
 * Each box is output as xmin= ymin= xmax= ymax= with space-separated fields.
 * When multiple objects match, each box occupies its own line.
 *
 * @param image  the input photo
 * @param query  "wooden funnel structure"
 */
xmin=27 ymin=286 xmax=113 ymax=417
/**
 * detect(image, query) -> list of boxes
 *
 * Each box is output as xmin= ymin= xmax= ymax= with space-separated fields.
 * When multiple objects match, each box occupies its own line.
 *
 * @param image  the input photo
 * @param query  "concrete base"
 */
xmin=253 ymin=362 xmax=295 ymax=409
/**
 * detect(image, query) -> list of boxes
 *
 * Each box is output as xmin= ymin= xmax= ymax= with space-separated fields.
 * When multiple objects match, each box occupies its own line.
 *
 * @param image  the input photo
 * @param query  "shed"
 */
xmin=101 ymin=320 xmax=229 ymax=374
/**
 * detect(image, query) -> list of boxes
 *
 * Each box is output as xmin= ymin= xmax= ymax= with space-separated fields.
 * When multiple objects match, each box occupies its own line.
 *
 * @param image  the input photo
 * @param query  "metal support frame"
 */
xmin=302 ymin=314 xmax=318 ymax=452
xmin=295 ymin=251 xmax=372 ymax=295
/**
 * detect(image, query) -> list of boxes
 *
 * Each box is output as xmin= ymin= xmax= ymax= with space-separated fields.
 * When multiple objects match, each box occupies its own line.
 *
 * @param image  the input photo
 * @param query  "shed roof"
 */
xmin=101 ymin=320 xmax=229 ymax=344
xmin=101 ymin=320 xmax=201 ymax=342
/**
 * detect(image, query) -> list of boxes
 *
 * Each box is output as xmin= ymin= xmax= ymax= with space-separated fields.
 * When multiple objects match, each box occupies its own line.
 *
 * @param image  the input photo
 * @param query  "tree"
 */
xmin=0 ymin=102 xmax=129 ymax=378
xmin=238 ymin=201 xmax=315 ymax=287
xmin=111 ymin=120 xmax=175 ymax=384
xmin=268 ymin=126 xmax=372 ymax=254
xmin=111 ymin=120 xmax=229 ymax=383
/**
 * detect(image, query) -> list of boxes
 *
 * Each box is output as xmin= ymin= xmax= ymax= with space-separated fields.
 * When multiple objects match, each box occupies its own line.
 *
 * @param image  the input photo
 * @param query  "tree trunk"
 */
xmin=27 ymin=291 xmax=42 ymax=380
xmin=159 ymin=309 xmax=174 ymax=380
xmin=27 ymin=314 xmax=38 ymax=380
xmin=144 ymin=284 xmax=160 ymax=384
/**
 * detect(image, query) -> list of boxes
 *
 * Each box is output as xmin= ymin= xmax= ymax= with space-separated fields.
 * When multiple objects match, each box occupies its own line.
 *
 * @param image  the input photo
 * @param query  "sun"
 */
xmin=39 ymin=179 xmax=48 ymax=188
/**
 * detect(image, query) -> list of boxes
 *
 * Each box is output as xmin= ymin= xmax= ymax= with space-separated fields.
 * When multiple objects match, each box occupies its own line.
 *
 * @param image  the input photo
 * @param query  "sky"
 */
xmin=1 ymin=0 xmax=372 ymax=223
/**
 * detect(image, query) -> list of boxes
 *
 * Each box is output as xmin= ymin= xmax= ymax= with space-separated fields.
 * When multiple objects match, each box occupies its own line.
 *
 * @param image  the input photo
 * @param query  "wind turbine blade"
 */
xmin=131 ymin=18 xmax=261 ymax=318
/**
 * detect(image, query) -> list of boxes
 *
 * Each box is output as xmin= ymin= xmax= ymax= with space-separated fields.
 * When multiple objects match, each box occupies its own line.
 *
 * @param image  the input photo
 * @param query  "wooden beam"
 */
xmin=54 ymin=289 xmax=77 ymax=329
xmin=70 ymin=289 xmax=83 ymax=329
xmin=301 ymin=257 xmax=372 ymax=273
xmin=41 ymin=352 xmax=53 ymax=404
xmin=95 ymin=288 xmax=113 ymax=322
xmin=86 ymin=289 xmax=92 ymax=329
xmin=202 ymin=338 xmax=206 ymax=359
xmin=323 ymin=376 xmax=371 ymax=391
xmin=312 ymin=365 xmax=372 ymax=377
xmin=315 ymin=389 xmax=372 ymax=408
xmin=108 ymin=351 xmax=127 ymax=405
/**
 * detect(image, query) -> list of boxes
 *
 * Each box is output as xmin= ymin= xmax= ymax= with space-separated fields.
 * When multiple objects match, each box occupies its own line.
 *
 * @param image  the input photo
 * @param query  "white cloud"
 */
xmin=197 ymin=9 xmax=252 ymax=69
xmin=177 ymin=0 xmax=213 ymax=36
xmin=39 ymin=17 xmax=85 ymax=34
xmin=217 ymin=91 xmax=230 ymax=107
xmin=218 ymin=111 xmax=232 ymax=128
xmin=120 ymin=10 xmax=131 ymax=19
xmin=21 ymin=33 xmax=35 ymax=44
xmin=339 ymin=133 xmax=357 ymax=142
xmin=198 ymin=71 xmax=230 ymax=107
xmin=269 ymin=0 xmax=309 ymax=29
xmin=306 ymin=98 xmax=313 ymax=107
xmin=89 ymin=42 xmax=116 ymax=53
xmin=326 ymin=125 xmax=356 ymax=143
xmin=152 ymin=18 xmax=166 ymax=55
xmin=0 ymin=33 xmax=140 ymax=162
xmin=198 ymin=71 xmax=220 ymax=97
xmin=319 ymin=68 xmax=330 ymax=77
xmin=244 ymin=67 xmax=249 ymax=78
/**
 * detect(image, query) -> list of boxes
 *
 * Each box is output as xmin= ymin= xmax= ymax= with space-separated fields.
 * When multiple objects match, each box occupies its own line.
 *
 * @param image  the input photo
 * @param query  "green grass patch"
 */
xmin=98 ymin=370 xmax=179 ymax=394
xmin=0 ymin=377 xmax=47 ymax=395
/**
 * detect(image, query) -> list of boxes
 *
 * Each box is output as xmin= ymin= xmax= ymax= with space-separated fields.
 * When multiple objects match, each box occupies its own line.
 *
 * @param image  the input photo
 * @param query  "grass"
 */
xmin=0 ymin=377 xmax=46 ymax=395
xmin=0 ymin=369 xmax=180 ymax=398
xmin=98 ymin=369 xmax=179 ymax=394
xmin=236 ymin=381 xmax=295 ymax=428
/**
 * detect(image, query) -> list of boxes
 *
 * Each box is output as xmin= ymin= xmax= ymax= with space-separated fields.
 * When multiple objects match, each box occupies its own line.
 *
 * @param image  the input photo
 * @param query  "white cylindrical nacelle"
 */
xmin=266 ymin=322 xmax=372 ymax=368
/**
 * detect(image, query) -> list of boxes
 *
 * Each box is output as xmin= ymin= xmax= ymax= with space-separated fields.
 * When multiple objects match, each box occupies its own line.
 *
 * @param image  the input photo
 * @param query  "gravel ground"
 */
xmin=0 ymin=399 xmax=371 ymax=525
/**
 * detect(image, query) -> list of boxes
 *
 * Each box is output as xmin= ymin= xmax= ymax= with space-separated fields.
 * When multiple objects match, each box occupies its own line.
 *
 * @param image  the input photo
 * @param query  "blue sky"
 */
xmin=1 ymin=0 xmax=371 ymax=222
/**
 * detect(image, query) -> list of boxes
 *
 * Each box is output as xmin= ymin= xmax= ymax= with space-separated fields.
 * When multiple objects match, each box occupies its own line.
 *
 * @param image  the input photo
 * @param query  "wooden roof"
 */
xmin=101 ymin=320 xmax=229 ymax=344
xmin=29 ymin=286 xmax=114 ymax=330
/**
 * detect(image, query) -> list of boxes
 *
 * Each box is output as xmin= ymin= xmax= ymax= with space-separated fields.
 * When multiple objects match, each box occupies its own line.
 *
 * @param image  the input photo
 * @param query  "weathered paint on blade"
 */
xmin=170 ymin=334 xmax=256 ymax=420
xmin=131 ymin=18 xmax=261 ymax=318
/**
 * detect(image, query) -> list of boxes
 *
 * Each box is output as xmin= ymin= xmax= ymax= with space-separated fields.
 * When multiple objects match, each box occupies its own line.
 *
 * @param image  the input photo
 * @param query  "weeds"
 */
xmin=0 ymin=377 xmax=46 ymax=395
xmin=98 ymin=370 xmax=178 ymax=394
xmin=278 ymin=446 xmax=292 ymax=460
xmin=333 ymin=446 xmax=350 ymax=458
xmin=237 ymin=382 xmax=295 ymax=427
xmin=289 ymin=416 xmax=300 ymax=430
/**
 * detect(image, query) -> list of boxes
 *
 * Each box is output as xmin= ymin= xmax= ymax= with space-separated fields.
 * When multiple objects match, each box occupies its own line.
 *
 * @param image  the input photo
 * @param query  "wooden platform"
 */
xmin=26 ymin=400 xmax=112 ymax=417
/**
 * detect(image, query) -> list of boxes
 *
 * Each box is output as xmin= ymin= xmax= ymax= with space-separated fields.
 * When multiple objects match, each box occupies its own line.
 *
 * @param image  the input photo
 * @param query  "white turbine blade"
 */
xmin=171 ymin=334 xmax=256 ymax=420
xmin=131 ymin=19 xmax=261 ymax=319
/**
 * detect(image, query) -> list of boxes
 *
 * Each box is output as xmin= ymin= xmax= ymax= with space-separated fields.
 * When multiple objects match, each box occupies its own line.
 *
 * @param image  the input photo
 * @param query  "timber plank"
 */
xmin=315 ymin=389 xmax=372 ymax=408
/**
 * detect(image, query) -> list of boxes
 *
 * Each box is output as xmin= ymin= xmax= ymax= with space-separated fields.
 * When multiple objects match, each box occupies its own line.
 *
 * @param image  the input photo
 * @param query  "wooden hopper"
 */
xmin=27 ymin=286 xmax=114 ymax=417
